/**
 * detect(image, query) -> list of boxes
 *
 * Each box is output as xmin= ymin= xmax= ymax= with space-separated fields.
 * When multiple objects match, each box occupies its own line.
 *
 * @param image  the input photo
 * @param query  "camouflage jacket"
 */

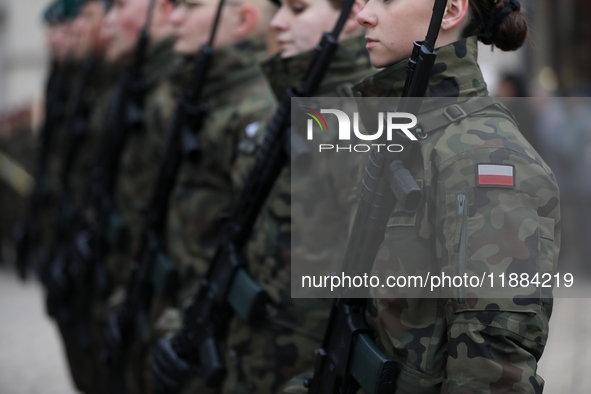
xmin=221 ymin=35 xmax=373 ymax=394
xmin=166 ymin=35 xmax=275 ymax=290
xmin=353 ymin=37 xmax=561 ymax=394
xmin=67 ymin=57 xmax=122 ymax=209
xmin=245 ymin=34 xmax=372 ymax=327
xmin=113 ymin=36 xmax=180 ymax=260
xmin=46 ymin=59 xmax=83 ymax=203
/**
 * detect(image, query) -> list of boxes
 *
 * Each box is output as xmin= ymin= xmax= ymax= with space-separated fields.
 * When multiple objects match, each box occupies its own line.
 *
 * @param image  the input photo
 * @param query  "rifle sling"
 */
xmin=416 ymin=96 xmax=499 ymax=134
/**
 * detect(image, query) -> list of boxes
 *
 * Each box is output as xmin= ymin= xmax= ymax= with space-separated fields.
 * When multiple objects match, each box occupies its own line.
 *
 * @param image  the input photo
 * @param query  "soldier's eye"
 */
xmin=290 ymin=1 xmax=306 ymax=13
xmin=181 ymin=0 xmax=201 ymax=8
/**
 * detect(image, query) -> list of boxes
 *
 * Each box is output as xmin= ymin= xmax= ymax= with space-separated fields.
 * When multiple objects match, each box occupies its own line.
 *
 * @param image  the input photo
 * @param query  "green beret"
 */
xmin=78 ymin=0 xmax=111 ymax=10
xmin=42 ymin=1 xmax=62 ymax=23
xmin=42 ymin=0 xmax=82 ymax=23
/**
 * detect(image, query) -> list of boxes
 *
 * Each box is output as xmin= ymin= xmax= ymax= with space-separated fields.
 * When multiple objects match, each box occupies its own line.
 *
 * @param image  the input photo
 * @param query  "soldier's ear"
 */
xmin=441 ymin=0 xmax=469 ymax=31
xmin=158 ymin=0 xmax=175 ymax=18
xmin=234 ymin=2 xmax=259 ymax=39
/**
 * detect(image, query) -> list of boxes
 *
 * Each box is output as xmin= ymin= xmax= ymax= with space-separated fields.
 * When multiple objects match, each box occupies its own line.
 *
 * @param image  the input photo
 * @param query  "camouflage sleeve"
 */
xmin=436 ymin=145 xmax=560 ymax=394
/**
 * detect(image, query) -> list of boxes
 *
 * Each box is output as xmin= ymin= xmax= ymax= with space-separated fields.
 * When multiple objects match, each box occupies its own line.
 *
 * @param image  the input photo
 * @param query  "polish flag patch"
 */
xmin=476 ymin=164 xmax=515 ymax=188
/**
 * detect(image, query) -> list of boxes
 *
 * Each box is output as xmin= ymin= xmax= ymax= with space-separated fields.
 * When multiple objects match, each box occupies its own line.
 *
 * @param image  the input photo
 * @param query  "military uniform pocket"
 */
xmin=538 ymin=216 xmax=556 ymax=299
xmin=442 ymin=189 xmax=544 ymax=314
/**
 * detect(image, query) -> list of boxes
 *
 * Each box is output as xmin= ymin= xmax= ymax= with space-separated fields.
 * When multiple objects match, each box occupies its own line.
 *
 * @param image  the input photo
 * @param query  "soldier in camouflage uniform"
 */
xmin=63 ymin=0 xmax=112 ymax=207
xmin=96 ymin=0 xmax=179 ymax=310
xmin=219 ymin=0 xmax=372 ymax=392
xmin=80 ymin=1 xmax=180 ymax=393
xmin=40 ymin=0 xmax=82 ymax=259
xmin=142 ymin=0 xmax=277 ymax=392
xmin=338 ymin=0 xmax=560 ymax=392
xmin=46 ymin=1 xmax=118 ymax=393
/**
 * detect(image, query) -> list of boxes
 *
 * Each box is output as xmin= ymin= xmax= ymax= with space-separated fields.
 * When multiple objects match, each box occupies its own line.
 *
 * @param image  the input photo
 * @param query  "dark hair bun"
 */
xmin=492 ymin=0 xmax=528 ymax=51
xmin=464 ymin=0 xmax=528 ymax=52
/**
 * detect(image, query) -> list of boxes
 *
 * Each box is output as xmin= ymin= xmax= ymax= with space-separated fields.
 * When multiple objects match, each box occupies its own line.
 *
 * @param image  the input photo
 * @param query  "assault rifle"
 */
xmin=150 ymin=0 xmax=356 ymax=392
xmin=101 ymin=1 xmax=226 ymax=393
xmin=15 ymin=60 xmax=70 ymax=280
xmin=306 ymin=1 xmax=448 ymax=393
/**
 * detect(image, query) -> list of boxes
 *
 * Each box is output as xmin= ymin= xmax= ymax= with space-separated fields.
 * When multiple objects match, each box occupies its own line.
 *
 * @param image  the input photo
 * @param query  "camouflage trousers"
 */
xmin=221 ymin=314 xmax=325 ymax=394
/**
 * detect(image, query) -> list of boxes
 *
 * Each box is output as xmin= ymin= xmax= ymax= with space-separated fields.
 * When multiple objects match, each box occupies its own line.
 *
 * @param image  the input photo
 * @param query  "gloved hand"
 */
xmin=152 ymin=337 xmax=191 ymax=394
xmin=45 ymin=251 xmax=71 ymax=319
xmin=102 ymin=312 xmax=124 ymax=365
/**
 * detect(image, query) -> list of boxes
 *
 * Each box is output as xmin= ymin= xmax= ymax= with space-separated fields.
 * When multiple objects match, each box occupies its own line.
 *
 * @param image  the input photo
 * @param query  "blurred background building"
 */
xmin=0 ymin=0 xmax=589 ymax=114
xmin=0 ymin=0 xmax=48 ymax=114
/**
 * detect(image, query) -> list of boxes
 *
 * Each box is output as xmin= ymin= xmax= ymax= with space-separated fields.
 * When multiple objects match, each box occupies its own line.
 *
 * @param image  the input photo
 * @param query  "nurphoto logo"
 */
xmin=303 ymin=108 xmax=418 ymax=153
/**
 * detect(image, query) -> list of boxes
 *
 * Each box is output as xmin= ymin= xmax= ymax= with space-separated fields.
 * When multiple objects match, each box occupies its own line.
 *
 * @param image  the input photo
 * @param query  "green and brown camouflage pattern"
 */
xmin=221 ymin=35 xmax=373 ymax=394
xmin=142 ymin=35 xmax=276 ymax=394
xmin=351 ymin=36 xmax=561 ymax=394
xmin=107 ymin=36 xmax=181 ymax=394
xmin=108 ymin=36 xmax=181 ymax=287
xmin=165 ymin=35 xmax=275 ymax=283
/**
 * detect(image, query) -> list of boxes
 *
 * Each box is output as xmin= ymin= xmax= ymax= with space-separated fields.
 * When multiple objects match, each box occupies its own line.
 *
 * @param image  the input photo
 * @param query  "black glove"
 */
xmin=45 ymin=251 xmax=71 ymax=319
xmin=102 ymin=312 xmax=124 ymax=365
xmin=152 ymin=337 xmax=191 ymax=394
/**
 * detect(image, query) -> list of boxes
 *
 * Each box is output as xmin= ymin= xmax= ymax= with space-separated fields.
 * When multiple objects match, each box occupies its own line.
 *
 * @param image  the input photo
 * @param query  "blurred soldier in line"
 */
xmin=220 ymin=0 xmax=371 ymax=392
xmin=90 ymin=0 xmax=180 ymax=393
xmin=41 ymin=0 xmax=82 ymax=250
xmin=142 ymin=0 xmax=277 ymax=392
xmin=42 ymin=1 xmax=117 ymax=393
xmin=13 ymin=0 xmax=80 ymax=278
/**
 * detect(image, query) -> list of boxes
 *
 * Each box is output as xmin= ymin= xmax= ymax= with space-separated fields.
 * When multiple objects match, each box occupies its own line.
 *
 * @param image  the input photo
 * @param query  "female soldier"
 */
xmin=350 ymin=0 xmax=560 ymax=392
xmin=220 ymin=0 xmax=373 ymax=393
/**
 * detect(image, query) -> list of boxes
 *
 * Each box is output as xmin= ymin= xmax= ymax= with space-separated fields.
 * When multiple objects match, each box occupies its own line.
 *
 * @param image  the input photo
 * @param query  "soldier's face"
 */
xmin=71 ymin=2 xmax=107 ymax=60
xmin=169 ymin=0 xmax=238 ymax=55
xmin=356 ymin=0 xmax=434 ymax=68
xmin=103 ymin=0 xmax=149 ymax=61
xmin=270 ymin=0 xmax=341 ymax=58
xmin=47 ymin=23 xmax=76 ymax=62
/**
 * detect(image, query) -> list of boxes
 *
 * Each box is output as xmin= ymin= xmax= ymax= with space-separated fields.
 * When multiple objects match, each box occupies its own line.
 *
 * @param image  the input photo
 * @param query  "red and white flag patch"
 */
xmin=476 ymin=164 xmax=515 ymax=188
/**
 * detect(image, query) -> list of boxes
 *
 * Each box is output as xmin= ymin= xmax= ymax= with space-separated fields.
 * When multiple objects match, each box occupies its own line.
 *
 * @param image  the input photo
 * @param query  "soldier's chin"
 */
xmin=105 ymin=47 xmax=121 ymax=63
xmin=368 ymin=50 xmax=398 ymax=70
xmin=173 ymin=41 xmax=198 ymax=57
xmin=279 ymin=45 xmax=298 ymax=59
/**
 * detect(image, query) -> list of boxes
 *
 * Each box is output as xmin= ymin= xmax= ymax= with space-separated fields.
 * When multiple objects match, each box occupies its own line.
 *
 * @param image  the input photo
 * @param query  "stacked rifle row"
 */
xmin=16 ymin=0 xmax=448 ymax=392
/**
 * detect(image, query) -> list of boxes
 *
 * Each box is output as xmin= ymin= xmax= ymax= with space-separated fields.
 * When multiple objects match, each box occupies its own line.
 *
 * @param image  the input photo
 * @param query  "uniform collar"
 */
xmin=142 ymin=36 xmax=180 ymax=82
xmin=353 ymin=36 xmax=488 ymax=99
xmin=261 ymin=35 xmax=373 ymax=100
xmin=201 ymin=35 xmax=269 ymax=97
